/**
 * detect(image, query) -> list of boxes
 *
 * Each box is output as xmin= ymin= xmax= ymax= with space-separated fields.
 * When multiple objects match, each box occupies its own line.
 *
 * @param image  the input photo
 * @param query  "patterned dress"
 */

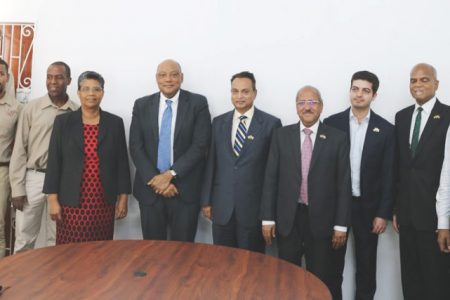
xmin=56 ymin=124 xmax=115 ymax=244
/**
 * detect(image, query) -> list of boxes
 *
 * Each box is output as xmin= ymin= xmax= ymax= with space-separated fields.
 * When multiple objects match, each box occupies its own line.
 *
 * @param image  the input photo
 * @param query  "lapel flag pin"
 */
xmin=319 ymin=134 xmax=326 ymax=139
xmin=247 ymin=135 xmax=254 ymax=140
xmin=373 ymin=127 xmax=380 ymax=133
xmin=433 ymin=115 xmax=440 ymax=119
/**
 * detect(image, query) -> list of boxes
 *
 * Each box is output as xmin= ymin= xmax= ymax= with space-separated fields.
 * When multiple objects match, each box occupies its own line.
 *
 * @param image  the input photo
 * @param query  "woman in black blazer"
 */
xmin=43 ymin=71 xmax=131 ymax=244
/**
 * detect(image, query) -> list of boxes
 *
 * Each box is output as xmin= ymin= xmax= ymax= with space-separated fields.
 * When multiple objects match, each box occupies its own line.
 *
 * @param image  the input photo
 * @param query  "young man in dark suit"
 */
xmin=394 ymin=63 xmax=450 ymax=300
xmin=324 ymin=71 xmax=395 ymax=300
xmin=261 ymin=85 xmax=352 ymax=295
xmin=201 ymin=71 xmax=281 ymax=253
xmin=129 ymin=59 xmax=211 ymax=242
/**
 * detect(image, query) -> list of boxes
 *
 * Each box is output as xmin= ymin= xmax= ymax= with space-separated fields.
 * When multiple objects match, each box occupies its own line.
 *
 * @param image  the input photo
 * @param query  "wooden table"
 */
xmin=0 ymin=240 xmax=331 ymax=299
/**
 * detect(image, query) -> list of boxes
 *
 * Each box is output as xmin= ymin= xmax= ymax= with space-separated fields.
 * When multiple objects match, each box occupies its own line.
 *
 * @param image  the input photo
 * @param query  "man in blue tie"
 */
xmin=201 ymin=71 xmax=281 ymax=253
xmin=130 ymin=59 xmax=211 ymax=241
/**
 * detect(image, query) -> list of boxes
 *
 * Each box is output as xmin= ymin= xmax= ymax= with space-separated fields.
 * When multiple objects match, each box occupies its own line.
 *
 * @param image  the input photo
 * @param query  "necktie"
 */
xmin=233 ymin=115 xmax=248 ymax=157
xmin=410 ymin=107 xmax=423 ymax=158
xmin=157 ymin=100 xmax=173 ymax=172
xmin=300 ymin=128 xmax=313 ymax=205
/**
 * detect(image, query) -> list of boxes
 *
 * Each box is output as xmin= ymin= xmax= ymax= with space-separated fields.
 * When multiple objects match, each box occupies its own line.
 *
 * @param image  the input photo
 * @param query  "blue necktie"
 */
xmin=157 ymin=100 xmax=173 ymax=172
xmin=233 ymin=115 xmax=248 ymax=156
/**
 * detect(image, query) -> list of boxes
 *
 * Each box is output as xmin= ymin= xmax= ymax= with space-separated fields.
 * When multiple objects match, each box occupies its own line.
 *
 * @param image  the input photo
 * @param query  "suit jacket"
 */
xmin=324 ymin=108 xmax=395 ymax=223
xmin=260 ymin=122 xmax=352 ymax=238
xmin=129 ymin=89 xmax=211 ymax=205
xmin=43 ymin=109 xmax=131 ymax=205
xmin=395 ymin=99 xmax=450 ymax=230
xmin=200 ymin=107 xmax=282 ymax=227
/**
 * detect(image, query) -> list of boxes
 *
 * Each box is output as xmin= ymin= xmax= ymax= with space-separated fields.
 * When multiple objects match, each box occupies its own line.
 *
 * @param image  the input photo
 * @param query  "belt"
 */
xmin=27 ymin=168 xmax=46 ymax=173
xmin=0 ymin=162 xmax=9 ymax=167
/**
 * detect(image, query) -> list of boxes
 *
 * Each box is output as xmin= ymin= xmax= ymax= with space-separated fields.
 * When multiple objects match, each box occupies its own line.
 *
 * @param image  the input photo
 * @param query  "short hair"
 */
xmin=0 ymin=58 xmax=9 ymax=72
xmin=49 ymin=61 xmax=71 ymax=79
xmin=231 ymin=71 xmax=256 ymax=90
xmin=77 ymin=71 xmax=105 ymax=90
xmin=351 ymin=71 xmax=379 ymax=94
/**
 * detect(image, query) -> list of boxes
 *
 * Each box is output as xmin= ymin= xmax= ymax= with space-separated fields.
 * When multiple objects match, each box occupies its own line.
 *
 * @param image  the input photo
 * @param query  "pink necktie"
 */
xmin=300 ymin=128 xmax=313 ymax=205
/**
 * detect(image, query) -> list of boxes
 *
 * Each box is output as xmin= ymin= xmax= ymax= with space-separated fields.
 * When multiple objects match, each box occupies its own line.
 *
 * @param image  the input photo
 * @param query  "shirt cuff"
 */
xmin=262 ymin=220 xmax=275 ymax=226
xmin=437 ymin=217 xmax=450 ymax=230
xmin=334 ymin=225 xmax=347 ymax=232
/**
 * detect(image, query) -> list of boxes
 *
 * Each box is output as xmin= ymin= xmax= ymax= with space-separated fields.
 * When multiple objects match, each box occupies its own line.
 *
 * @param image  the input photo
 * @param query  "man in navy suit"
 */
xmin=201 ymin=71 xmax=281 ymax=253
xmin=261 ymin=85 xmax=352 ymax=293
xmin=324 ymin=71 xmax=395 ymax=300
xmin=394 ymin=63 xmax=450 ymax=300
xmin=129 ymin=59 xmax=211 ymax=241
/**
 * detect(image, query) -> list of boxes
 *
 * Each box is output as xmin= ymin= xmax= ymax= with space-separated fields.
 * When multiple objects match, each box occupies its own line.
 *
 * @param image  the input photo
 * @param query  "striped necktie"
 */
xmin=233 ymin=115 xmax=248 ymax=157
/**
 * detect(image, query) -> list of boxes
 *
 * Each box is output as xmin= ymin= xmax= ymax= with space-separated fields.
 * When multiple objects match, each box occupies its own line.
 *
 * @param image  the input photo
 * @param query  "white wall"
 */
xmin=3 ymin=0 xmax=450 ymax=299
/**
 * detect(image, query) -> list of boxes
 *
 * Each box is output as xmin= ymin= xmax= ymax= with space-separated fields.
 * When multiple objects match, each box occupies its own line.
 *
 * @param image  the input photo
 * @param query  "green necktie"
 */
xmin=411 ymin=107 xmax=423 ymax=157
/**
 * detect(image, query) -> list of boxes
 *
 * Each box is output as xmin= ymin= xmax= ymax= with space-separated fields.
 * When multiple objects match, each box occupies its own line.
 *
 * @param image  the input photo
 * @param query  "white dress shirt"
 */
xmin=231 ymin=106 xmax=255 ymax=146
xmin=349 ymin=110 xmax=370 ymax=197
xmin=158 ymin=90 xmax=180 ymax=165
xmin=409 ymin=97 xmax=436 ymax=145
xmin=436 ymin=125 xmax=450 ymax=229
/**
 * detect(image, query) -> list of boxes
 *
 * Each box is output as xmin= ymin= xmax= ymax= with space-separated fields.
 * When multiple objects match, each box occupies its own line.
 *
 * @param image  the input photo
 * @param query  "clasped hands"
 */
xmin=148 ymin=171 xmax=178 ymax=198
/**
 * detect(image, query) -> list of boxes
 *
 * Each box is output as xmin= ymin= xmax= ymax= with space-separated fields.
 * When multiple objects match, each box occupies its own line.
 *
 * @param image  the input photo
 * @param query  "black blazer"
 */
xmin=260 ymin=122 xmax=352 ymax=238
xmin=201 ymin=108 xmax=282 ymax=227
xmin=324 ymin=108 xmax=395 ymax=222
xmin=129 ymin=89 xmax=211 ymax=205
xmin=43 ymin=109 xmax=131 ymax=206
xmin=395 ymin=99 xmax=450 ymax=230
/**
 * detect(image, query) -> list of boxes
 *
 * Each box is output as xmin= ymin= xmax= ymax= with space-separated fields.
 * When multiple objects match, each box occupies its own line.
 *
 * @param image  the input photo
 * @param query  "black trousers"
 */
xmin=277 ymin=204 xmax=334 ymax=293
xmin=330 ymin=197 xmax=379 ymax=300
xmin=212 ymin=210 xmax=264 ymax=253
xmin=139 ymin=195 xmax=199 ymax=242
xmin=399 ymin=225 xmax=450 ymax=300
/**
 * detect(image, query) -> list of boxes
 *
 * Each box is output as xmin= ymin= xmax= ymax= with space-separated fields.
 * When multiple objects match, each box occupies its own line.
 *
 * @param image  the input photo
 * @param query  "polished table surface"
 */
xmin=0 ymin=240 xmax=331 ymax=299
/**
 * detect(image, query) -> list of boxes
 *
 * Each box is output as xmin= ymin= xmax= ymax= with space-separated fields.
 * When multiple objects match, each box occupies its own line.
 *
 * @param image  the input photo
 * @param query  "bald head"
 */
xmin=296 ymin=85 xmax=323 ymax=103
xmin=157 ymin=59 xmax=182 ymax=74
xmin=410 ymin=63 xmax=439 ymax=105
xmin=411 ymin=63 xmax=437 ymax=79
xmin=156 ymin=59 xmax=184 ymax=99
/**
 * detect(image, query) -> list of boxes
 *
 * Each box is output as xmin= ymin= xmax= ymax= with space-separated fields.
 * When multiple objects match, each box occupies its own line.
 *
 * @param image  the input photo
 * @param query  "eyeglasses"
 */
xmin=296 ymin=100 xmax=321 ymax=107
xmin=80 ymin=86 xmax=103 ymax=93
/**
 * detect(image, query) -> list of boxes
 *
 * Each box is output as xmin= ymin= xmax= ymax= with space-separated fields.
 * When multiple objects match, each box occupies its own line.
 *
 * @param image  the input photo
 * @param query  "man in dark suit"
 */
xmin=324 ymin=71 xmax=395 ymax=300
xmin=201 ymin=71 xmax=281 ymax=253
xmin=261 ymin=85 xmax=352 ymax=294
xmin=394 ymin=63 xmax=450 ymax=300
xmin=129 ymin=59 xmax=211 ymax=241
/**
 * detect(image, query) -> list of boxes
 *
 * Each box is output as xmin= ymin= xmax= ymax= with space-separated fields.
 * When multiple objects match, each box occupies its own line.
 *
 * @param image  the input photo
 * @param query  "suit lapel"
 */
xmin=71 ymin=109 xmax=84 ymax=152
xmin=360 ymin=110 xmax=378 ymax=168
xmin=174 ymin=90 xmax=187 ymax=142
xmin=309 ymin=122 xmax=325 ymax=171
xmin=148 ymin=94 xmax=160 ymax=142
xmin=400 ymin=105 xmax=415 ymax=163
xmin=98 ymin=109 xmax=106 ymax=145
xmin=222 ymin=111 xmax=235 ymax=158
xmin=414 ymin=100 xmax=443 ymax=158
xmin=290 ymin=124 xmax=301 ymax=173
xmin=237 ymin=108 xmax=264 ymax=159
